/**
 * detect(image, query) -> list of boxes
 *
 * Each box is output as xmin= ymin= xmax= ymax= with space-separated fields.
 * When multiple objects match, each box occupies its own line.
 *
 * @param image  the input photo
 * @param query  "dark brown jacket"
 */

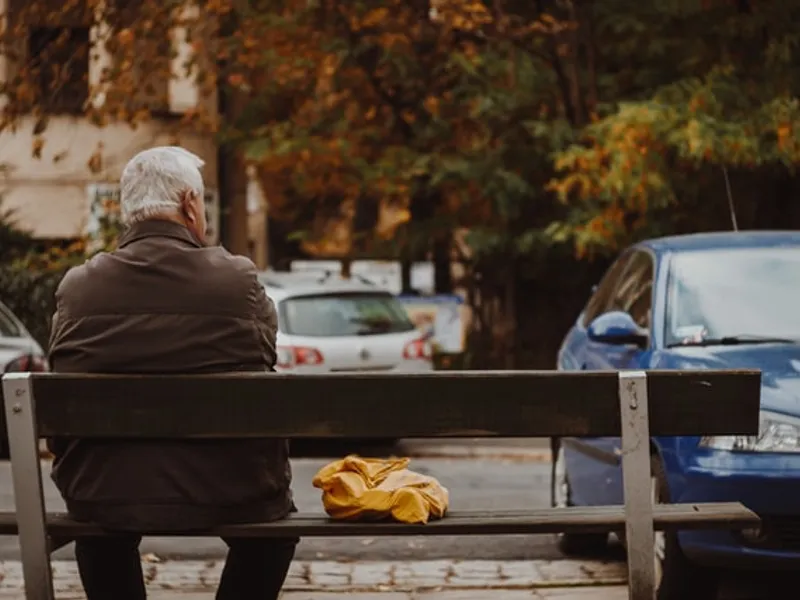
xmin=47 ymin=219 xmax=292 ymax=532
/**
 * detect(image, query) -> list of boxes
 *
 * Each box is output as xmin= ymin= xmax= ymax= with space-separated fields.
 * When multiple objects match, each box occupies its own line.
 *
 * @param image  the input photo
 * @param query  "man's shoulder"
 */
xmin=56 ymin=247 xmax=262 ymax=308
xmin=205 ymin=246 xmax=257 ymax=270
xmin=201 ymin=246 xmax=260 ymax=284
xmin=55 ymin=254 xmax=106 ymax=298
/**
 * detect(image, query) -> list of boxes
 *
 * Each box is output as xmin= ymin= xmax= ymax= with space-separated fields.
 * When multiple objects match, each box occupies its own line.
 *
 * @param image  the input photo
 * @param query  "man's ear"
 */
xmin=179 ymin=190 xmax=195 ymax=222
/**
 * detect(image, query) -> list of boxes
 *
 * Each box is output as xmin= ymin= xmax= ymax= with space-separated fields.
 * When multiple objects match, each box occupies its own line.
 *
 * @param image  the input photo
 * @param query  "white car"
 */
xmin=259 ymin=271 xmax=434 ymax=373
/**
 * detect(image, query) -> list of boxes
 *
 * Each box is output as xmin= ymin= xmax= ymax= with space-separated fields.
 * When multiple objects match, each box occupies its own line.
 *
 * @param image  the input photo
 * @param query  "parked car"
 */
xmin=0 ymin=300 xmax=48 ymax=457
xmin=259 ymin=270 xmax=433 ymax=373
xmin=554 ymin=231 xmax=800 ymax=599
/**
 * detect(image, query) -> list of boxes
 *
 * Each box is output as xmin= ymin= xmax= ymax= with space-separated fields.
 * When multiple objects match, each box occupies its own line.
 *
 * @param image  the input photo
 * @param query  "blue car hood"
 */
xmin=655 ymin=344 xmax=800 ymax=417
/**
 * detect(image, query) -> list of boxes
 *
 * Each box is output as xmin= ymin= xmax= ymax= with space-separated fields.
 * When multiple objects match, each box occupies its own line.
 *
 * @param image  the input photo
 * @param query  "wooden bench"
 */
xmin=1 ymin=369 xmax=761 ymax=600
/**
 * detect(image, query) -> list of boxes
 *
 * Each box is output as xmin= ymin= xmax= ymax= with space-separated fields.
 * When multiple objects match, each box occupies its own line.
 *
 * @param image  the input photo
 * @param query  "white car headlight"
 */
xmin=699 ymin=410 xmax=800 ymax=452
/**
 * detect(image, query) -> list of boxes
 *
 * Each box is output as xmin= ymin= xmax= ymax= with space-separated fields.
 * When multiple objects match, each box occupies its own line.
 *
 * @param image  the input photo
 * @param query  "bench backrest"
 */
xmin=2 ymin=369 xmax=760 ymax=438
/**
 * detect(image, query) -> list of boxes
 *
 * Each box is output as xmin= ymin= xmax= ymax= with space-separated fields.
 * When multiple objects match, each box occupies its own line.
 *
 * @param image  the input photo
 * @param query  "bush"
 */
xmin=0 ymin=205 xmax=35 ymax=263
xmin=0 ymin=243 xmax=90 ymax=348
xmin=0 ymin=201 xmax=118 ymax=349
xmin=0 ymin=268 xmax=64 ymax=348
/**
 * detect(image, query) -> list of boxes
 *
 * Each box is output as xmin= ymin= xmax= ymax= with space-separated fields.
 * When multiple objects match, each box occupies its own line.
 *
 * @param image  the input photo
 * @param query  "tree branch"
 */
xmin=533 ymin=0 xmax=577 ymax=125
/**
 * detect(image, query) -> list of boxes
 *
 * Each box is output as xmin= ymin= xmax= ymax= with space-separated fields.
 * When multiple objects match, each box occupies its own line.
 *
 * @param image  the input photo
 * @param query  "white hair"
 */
xmin=120 ymin=146 xmax=205 ymax=225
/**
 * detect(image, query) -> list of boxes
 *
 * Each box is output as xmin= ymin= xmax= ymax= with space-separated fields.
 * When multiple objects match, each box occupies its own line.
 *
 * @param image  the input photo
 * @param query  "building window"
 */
xmin=107 ymin=0 xmax=171 ymax=114
xmin=6 ymin=0 xmax=91 ymax=115
xmin=27 ymin=26 xmax=90 ymax=114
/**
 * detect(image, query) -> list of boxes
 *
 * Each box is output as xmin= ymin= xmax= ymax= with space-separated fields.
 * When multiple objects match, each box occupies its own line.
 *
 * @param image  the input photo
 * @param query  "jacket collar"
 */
xmin=117 ymin=219 xmax=204 ymax=249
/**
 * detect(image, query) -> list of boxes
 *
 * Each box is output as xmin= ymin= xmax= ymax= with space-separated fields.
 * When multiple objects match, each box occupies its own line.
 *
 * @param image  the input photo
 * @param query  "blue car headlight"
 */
xmin=699 ymin=410 xmax=800 ymax=452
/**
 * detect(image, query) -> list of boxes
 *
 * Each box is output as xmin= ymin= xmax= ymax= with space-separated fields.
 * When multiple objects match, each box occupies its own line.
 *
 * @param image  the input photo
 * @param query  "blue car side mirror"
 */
xmin=587 ymin=311 xmax=649 ymax=348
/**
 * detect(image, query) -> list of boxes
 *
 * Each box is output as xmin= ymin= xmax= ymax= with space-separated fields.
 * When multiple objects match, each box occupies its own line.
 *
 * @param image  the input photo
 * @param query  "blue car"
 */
xmin=555 ymin=230 xmax=800 ymax=599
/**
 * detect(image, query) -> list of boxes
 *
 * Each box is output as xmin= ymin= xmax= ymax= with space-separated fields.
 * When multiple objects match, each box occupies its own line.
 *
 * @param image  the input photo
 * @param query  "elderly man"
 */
xmin=48 ymin=147 xmax=296 ymax=600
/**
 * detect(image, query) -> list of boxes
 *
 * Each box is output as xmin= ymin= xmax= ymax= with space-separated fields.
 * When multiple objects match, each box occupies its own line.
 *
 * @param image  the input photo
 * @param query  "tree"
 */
xmin=547 ymin=0 xmax=800 ymax=256
xmin=7 ymin=0 xmax=800 ymax=265
xmin=9 ymin=0 xmax=800 ymax=370
xmin=229 ymin=0 xmax=587 ymax=290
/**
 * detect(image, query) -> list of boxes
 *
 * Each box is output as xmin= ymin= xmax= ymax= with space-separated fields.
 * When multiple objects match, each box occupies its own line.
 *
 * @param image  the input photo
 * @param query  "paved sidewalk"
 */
xmin=0 ymin=589 xmax=629 ymax=599
xmin=277 ymin=591 xmax=629 ymax=599
xmin=0 ymin=559 xmax=626 ymax=597
xmin=398 ymin=438 xmax=552 ymax=461
xmin=177 ymin=589 xmax=627 ymax=599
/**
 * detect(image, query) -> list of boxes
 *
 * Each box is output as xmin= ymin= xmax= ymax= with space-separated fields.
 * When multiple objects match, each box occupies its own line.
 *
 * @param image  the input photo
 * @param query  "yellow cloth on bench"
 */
xmin=312 ymin=455 xmax=449 ymax=524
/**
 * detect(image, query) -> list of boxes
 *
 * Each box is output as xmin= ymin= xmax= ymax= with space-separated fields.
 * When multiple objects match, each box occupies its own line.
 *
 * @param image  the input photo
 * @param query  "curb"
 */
xmin=402 ymin=447 xmax=553 ymax=462
xmin=0 ymin=559 xmax=625 ymax=594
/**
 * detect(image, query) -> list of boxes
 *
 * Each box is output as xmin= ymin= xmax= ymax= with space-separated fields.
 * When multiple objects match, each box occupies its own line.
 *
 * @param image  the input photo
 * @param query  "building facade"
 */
xmin=0 ymin=0 xmax=220 ymax=243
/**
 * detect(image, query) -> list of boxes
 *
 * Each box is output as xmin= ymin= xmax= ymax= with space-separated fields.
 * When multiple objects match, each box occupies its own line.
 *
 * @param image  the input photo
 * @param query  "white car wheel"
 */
xmin=553 ymin=444 xmax=569 ymax=508
xmin=551 ymin=439 xmax=608 ymax=555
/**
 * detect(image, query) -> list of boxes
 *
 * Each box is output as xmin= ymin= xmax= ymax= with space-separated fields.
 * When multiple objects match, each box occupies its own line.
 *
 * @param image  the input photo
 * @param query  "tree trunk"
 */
xmin=563 ymin=0 xmax=586 ymax=127
xmin=216 ymin=144 xmax=230 ymax=248
xmin=583 ymin=1 xmax=599 ymax=116
xmin=504 ymin=264 xmax=517 ymax=370
xmin=433 ymin=234 xmax=453 ymax=294
xmin=222 ymin=148 xmax=249 ymax=256
xmin=217 ymin=9 xmax=248 ymax=256
xmin=401 ymin=259 xmax=413 ymax=293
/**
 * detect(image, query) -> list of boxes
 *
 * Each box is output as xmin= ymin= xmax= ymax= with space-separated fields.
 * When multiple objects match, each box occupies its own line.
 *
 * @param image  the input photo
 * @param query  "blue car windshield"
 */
xmin=667 ymin=246 xmax=800 ymax=347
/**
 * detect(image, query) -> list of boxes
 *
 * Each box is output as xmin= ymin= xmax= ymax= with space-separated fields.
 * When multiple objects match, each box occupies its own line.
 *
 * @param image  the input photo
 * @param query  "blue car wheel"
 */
xmin=550 ymin=438 xmax=609 ymax=555
xmin=651 ymin=456 xmax=719 ymax=600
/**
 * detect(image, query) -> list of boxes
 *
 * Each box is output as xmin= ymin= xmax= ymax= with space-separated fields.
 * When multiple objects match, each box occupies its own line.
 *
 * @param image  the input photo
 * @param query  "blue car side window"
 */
xmin=582 ymin=253 xmax=633 ymax=327
xmin=610 ymin=252 xmax=654 ymax=332
xmin=582 ymin=250 xmax=654 ymax=333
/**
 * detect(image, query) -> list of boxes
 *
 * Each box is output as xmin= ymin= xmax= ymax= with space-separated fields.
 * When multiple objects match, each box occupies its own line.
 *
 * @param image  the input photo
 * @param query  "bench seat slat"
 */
xmin=0 ymin=504 xmax=758 ymax=538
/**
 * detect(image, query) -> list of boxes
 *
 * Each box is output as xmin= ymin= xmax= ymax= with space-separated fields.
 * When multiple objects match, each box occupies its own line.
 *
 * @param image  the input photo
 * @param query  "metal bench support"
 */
xmin=3 ymin=374 xmax=54 ymax=600
xmin=619 ymin=370 xmax=655 ymax=600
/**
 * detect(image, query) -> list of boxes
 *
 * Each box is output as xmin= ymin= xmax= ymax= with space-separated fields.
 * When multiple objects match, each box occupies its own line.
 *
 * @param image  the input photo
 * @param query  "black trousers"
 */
xmin=74 ymin=535 xmax=298 ymax=600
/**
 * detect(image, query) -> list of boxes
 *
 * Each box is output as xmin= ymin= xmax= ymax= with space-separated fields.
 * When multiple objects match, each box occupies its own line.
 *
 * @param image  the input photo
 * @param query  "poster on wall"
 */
xmin=398 ymin=294 xmax=466 ymax=353
xmin=86 ymin=183 xmax=220 ymax=245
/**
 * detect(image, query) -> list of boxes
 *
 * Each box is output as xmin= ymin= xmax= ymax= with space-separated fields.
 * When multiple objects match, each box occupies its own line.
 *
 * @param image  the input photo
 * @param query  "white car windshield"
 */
xmin=280 ymin=293 xmax=416 ymax=337
xmin=667 ymin=246 xmax=800 ymax=346
xmin=0 ymin=302 xmax=22 ymax=337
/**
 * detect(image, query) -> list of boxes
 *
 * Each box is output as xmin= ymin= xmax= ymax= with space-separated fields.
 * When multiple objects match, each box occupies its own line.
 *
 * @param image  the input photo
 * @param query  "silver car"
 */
xmin=0 ymin=300 xmax=48 ymax=457
xmin=259 ymin=270 xmax=434 ymax=374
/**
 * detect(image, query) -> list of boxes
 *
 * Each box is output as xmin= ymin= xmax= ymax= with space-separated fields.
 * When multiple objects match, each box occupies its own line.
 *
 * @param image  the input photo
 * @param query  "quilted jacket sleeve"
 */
xmin=252 ymin=278 xmax=279 ymax=370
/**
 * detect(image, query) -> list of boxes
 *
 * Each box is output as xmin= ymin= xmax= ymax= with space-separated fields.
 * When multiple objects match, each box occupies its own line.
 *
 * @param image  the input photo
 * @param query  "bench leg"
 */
xmin=3 ymin=374 xmax=54 ymax=600
xmin=619 ymin=371 xmax=655 ymax=600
